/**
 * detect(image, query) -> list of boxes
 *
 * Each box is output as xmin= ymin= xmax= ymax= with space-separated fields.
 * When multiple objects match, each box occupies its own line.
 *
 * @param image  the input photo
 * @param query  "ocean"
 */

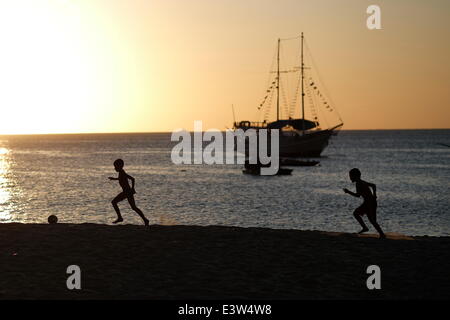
xmin=0 ymin=130 xmax=449 ymax=236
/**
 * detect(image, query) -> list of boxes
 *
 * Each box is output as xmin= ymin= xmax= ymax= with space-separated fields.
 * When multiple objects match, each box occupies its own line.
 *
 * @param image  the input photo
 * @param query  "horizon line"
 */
xmin=1 ymin=127 xmax=449 ymax=136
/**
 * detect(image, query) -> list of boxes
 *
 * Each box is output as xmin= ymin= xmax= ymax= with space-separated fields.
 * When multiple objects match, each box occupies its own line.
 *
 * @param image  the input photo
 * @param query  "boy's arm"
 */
xmin=108 ymin=177 xmax=118 ymax=180
xmin=343 ymin=188 xmax=360 ymax=197
xmin=127 ymin=174 xmax=135 ymax=189
xmin=367 ymin=182 xmax=377 ymax=198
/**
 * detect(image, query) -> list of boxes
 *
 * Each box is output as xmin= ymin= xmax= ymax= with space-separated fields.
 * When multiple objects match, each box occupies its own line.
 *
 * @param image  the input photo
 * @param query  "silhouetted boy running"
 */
xmin=343 ymin=168 xmax=386 ymax=239
xmin=108 ymin=159 xmax=149 ymax=226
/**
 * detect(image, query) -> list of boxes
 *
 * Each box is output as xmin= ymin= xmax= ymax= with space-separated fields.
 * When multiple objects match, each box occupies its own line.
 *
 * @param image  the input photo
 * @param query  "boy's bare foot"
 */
xmin=358 ymin=228 xmax=369 ymax=234
xmin=113 ymin=218 xmax=123 ymax=224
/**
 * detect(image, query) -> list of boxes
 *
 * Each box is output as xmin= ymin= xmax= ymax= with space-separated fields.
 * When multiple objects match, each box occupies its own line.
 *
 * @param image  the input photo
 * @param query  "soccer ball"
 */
xmin=48 ymin=215 xmax=58 ymax=224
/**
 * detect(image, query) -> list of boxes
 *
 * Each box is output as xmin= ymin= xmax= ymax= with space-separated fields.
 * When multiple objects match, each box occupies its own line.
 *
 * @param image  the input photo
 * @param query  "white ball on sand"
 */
xmin=48 ymin=215 xmax=58 ymax=224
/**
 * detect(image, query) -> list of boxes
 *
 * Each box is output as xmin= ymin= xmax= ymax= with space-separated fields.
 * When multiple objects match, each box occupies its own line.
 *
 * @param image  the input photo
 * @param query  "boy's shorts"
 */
xmin=355 ymin=200 xmax=377 ymax=216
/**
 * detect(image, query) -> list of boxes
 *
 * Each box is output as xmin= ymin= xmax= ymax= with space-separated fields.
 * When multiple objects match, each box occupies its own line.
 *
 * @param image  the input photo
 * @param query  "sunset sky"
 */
xmin=0 ymin=0 xmax=449 ymax=134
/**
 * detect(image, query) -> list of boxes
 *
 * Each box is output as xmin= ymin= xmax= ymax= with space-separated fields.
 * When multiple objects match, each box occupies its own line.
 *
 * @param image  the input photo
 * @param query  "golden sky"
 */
xmin=0 ymin=0 xmax=449 ymax=134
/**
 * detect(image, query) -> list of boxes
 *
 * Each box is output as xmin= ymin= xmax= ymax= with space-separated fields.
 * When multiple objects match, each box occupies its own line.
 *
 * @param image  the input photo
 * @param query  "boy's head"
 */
xmin=114 ymin=159 xmax=124 ymax=172
xmin=349 ymin=168 xmax=361 ymax=182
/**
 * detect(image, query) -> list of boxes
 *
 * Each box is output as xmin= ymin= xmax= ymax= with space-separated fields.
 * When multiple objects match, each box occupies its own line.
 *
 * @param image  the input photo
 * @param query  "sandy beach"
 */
xmin=0 ymin=223 xmax=449 ymax=300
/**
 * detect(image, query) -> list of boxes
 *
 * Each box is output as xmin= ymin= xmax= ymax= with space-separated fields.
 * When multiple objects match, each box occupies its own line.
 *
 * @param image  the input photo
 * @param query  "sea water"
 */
xmin=0 ymin=130 xmax=449 ymax=236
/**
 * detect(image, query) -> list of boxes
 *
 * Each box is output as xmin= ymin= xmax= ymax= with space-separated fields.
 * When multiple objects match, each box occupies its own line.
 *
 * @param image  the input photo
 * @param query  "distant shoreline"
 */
xmin=1 ymin=128 xmax=449 ymax=137
xmin=1 ymin=223 xmax=449 ymax=299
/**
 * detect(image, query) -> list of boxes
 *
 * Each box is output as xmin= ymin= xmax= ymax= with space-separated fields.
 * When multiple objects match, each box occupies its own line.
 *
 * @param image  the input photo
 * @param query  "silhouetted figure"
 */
xmin=108 ymin=159 xmax=149 ymax=226
xmin=343 ymin=168 xmax=386 ymax=239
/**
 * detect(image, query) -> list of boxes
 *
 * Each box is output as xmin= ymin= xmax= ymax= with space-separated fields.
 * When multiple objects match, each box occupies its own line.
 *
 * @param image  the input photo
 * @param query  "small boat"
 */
xmin=243 ymin=162 xmax=293 ymax=176
xmin=280 ymin=158 xmax=319 ymax=167
xmin=243 ymin=167 xmax=293 ymax=176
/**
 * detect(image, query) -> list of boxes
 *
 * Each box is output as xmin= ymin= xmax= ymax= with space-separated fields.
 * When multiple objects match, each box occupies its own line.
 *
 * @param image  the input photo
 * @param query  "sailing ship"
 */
xmin=233 ymin=33 xmax=343 ymax=157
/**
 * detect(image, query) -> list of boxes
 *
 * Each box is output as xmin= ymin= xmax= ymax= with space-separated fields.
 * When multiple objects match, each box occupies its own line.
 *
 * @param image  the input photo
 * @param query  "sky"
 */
xmin=0 ymin=0 xmax=449 ymax=134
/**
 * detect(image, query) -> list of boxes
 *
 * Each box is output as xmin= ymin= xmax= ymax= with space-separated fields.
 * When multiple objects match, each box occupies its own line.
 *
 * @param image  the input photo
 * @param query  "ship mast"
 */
xmin=276 ymin=38 xmax=280 ymax=122
xmin=301 ymin=32 xmax=305 ymax=135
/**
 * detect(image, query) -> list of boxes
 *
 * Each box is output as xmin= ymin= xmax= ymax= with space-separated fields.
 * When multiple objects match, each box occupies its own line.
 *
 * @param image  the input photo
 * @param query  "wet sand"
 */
xmin=0 ymin=223 xmax=449 ymax=299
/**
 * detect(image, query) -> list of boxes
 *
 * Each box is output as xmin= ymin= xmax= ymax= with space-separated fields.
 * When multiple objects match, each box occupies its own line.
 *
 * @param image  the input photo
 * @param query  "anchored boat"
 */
xmin=234 ymin=33 xmax=343 ymax=157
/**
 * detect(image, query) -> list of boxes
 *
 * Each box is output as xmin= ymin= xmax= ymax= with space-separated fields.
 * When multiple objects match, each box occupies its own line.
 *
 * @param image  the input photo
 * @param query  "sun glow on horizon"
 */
xmin=0 ymin=0 xmax=449 ymax=134
xmin=0 ymin=0 xmax=148 ymax=134
xmin=0 ymin=1 xmax=90 ymax=134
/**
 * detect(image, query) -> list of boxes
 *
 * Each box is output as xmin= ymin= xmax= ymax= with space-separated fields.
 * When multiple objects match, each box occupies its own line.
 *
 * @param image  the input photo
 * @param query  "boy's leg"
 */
xmin=367 ymin=209 xmax=386 ymax=239
xmin=127 ymin=195 xmax=149 ymax=226
xmin=112 ymin=193 xmax=127 ymax=223
xmin=353 ymin=207 xmax=369 ymax=233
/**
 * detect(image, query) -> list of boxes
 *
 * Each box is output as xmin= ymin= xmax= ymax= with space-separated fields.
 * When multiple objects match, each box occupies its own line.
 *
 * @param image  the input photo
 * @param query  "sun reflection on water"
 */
xmin=0 ymin=147 xmax=13 ymax=222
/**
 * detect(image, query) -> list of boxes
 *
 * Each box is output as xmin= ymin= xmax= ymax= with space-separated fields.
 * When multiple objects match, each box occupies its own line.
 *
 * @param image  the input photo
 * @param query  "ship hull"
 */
xmin=278 ymin=129 xmax=333 ymax=157
xmin=234 ymin=126 xmax=338 ymax=158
